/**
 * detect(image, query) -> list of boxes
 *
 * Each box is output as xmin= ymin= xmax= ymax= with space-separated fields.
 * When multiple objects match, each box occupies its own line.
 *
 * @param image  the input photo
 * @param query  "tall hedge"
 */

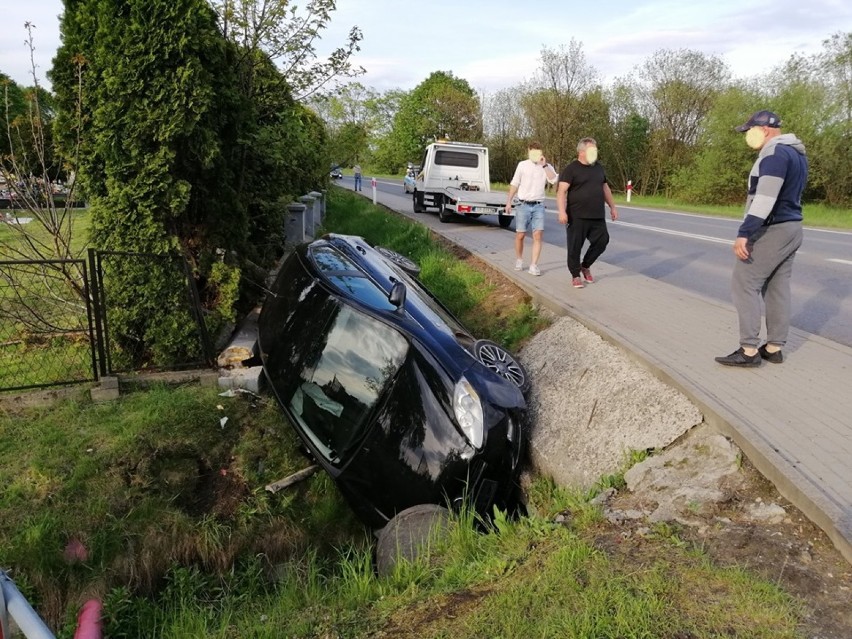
xmin=51 ymin=0 xmax=245 ymax=365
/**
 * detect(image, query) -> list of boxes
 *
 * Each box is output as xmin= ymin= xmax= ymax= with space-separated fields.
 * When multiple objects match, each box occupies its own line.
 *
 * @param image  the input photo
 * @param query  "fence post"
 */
xmin=178 ymin=255 xmax=215 ymax=366
xmin=87 ymin=248 xmax=108 ymax=377
xmin=298 ymin=195 xmax=316 ymax=238
xmin=308 ymin=191 xmax=323 ymax=233
xmin=285 ymin=202 xmax=307 ymax=247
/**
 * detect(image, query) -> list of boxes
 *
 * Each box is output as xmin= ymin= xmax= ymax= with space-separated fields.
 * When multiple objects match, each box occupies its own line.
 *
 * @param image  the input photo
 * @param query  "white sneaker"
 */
xmin=514 ymin=259 xmax=523 ymax=271
xmin=528 ymin=264 xmax=541 ymax=276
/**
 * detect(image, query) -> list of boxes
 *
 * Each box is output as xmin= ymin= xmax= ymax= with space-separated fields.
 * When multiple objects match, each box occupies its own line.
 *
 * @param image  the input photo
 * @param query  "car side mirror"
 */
xmin=388 ymin=281 xmax=406 ymax=309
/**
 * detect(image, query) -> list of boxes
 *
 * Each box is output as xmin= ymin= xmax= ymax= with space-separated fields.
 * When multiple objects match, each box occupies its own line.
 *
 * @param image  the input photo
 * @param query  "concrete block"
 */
xmin=99 ymin=376 xmax=119 ymax=390
xmin=91 ymin=386 xmax=120 ymax=403
xmin=285 ymin=203 xmax=307 ymax=246
xmin=217 ymin=366 xmax=265 ymax=394
xmin=299 ymin=196 xmax=316 ymax=238
xmin=309 ymin=191 xmax=324 ymax=230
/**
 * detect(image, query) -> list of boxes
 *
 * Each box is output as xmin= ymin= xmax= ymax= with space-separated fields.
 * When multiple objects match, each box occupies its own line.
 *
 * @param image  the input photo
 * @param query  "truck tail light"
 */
xmin=458 ymin=205 xmax=471 ymax=213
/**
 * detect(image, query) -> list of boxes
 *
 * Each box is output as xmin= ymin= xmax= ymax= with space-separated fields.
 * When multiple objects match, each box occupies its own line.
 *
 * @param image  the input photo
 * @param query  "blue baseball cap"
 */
xmin=735 ymin=110 xmax=782 ymax=132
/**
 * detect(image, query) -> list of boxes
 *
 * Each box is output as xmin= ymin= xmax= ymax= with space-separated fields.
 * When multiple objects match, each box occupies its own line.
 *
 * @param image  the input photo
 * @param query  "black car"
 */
xmin=258 ymin=234 xmax=529 ymax=531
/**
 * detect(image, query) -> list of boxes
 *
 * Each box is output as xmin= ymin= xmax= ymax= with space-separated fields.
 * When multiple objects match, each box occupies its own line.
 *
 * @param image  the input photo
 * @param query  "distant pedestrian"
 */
xmin=715 ymin=110 xmax=808 ymax=367
xmin=353 ymin=164 xmax=362 ymax=191
xmin=505 ymin=142 xmax=558 ymax=276
xmin=556 ymin=138 xmax=618 ymax=289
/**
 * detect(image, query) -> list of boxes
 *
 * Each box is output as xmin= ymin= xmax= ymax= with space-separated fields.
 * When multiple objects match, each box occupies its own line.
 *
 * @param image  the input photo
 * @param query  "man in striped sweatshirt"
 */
xmin=715 ymin=110 xmax=808 ymax=367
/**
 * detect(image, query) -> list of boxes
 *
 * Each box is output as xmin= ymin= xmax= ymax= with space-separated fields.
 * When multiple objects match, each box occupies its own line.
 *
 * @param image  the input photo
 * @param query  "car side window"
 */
xmin=288 ymin=305 xmax=409 ymax=464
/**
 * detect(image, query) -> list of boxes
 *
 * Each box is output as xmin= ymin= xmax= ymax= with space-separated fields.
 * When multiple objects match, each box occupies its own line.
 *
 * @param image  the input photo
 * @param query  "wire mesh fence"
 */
xmin=0 ymin=259 xmax=97 ymax=391
xmin=92 ymin=250 xmax=213 ymax=374
xmin=0 ymin=249 xmax=214 ymax=392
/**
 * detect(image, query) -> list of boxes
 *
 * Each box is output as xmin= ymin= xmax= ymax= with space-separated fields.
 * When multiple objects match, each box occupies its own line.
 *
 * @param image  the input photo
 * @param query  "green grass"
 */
xmin=0 ymin=207 xmax=91 ymax=257
xmin=0 ymin=384 xmax=365 ymax=630
xmin=93 ymin=476 xmax=802 ymax=638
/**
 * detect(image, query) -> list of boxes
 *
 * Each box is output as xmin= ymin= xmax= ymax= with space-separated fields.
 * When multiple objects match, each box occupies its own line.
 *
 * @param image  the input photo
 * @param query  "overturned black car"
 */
xmin=258 ymin=234 xmax=529 ymax=530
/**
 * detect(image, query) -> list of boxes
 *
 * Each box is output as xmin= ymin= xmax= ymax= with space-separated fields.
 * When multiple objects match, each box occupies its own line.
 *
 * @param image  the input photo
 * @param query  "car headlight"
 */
xmin=453 ymin=377 xmax=483 ymax=449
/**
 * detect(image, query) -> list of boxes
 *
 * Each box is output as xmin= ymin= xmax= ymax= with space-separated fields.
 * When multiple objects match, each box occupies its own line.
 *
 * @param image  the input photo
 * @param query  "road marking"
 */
xmin=827 ymin=259 xmax=852 ymax=266
xmin=610 ymin=220 xmax=732 ymax=245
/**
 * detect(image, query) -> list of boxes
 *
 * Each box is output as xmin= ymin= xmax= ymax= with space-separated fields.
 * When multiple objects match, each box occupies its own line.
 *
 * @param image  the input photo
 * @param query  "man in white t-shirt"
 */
xmin=505 ymin=142 xmax=558 ymax=275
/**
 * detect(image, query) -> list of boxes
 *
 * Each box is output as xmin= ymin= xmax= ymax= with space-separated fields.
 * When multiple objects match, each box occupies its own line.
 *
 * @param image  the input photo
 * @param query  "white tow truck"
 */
xmin=412 ymin=141 xmax=514 ymax=228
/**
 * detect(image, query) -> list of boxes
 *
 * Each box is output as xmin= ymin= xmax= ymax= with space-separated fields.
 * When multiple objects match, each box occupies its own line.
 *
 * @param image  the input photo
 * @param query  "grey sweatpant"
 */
xmin=731 ymin=221 xmax=803 ymax=348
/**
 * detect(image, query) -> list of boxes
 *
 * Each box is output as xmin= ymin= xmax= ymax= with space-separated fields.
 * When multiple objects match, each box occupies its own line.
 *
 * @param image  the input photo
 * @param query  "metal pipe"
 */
xmin=0 ymin=570 xmax=56 ymax=639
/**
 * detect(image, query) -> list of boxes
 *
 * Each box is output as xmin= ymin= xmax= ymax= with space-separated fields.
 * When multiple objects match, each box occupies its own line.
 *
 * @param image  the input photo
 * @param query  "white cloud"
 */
xmin=2 ymin=0 xmax=851 ymax=94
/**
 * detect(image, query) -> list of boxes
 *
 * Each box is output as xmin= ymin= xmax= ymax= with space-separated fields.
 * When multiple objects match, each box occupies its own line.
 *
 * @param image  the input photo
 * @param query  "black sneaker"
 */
xmin=758 ymin=345 xmax=783 ymax=364
xmin=715 ymin=347 xmax=761 ymax=367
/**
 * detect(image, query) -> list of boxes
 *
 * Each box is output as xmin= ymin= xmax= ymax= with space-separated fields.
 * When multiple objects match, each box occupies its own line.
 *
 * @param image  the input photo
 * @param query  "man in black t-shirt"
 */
xmin=556 ymin=137 xmax=619 ymax=288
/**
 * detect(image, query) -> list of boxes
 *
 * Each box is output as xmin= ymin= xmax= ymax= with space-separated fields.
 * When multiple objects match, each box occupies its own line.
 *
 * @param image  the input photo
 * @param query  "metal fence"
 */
xmin=91 ymin=250 xmax=214 ymax=375
xmin=0 ymin=249 xmax=213 ymax=392
xmin=0 ymin=258 xmax=97 ymax=392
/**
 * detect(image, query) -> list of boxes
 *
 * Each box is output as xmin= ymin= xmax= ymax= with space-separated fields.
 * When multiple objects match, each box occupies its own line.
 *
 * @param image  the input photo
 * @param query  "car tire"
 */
xmin=413 ymin=192 xmax=426 ymax=213
xmin=375 ymin=246 xmax=421 ymax=277
xmin=375 ymin=504 xmax=450 ymax=577
xmin=438 ymin=206 xmax=454 ymax=223
xmin=472 ymin=339 xmax=530 ymax=394
xmin=498 ymin=214 xmax=513 ymax=229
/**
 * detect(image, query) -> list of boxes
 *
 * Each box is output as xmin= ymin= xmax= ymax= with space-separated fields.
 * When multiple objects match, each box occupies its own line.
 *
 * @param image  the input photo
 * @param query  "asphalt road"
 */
xmin=339 ymin=175 xmax=852 ymax=348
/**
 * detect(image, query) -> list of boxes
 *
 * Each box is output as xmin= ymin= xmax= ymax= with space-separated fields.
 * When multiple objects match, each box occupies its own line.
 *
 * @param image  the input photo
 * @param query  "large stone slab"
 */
xmin=521 ymin=316 xmax=703 ymax=489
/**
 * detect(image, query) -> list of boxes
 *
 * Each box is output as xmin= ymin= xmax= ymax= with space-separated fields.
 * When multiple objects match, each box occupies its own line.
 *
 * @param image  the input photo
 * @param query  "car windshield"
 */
xmin=288 ymin=302 xmax=409 ymax=464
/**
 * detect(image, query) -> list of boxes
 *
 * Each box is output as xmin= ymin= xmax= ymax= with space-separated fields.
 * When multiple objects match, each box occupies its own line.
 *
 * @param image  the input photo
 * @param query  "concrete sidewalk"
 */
xmin=360 ymin=185 xmax=852 ymax=564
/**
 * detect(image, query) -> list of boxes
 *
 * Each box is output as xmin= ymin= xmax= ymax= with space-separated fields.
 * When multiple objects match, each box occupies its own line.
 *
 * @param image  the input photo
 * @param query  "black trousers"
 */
xmin=565 ymin=218 xmax=609 ymax=277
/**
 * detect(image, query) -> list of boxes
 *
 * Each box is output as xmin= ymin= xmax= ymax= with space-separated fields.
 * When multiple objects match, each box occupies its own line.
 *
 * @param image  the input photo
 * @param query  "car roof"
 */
xmin=306 ymin=235 xmax=475 ymax=376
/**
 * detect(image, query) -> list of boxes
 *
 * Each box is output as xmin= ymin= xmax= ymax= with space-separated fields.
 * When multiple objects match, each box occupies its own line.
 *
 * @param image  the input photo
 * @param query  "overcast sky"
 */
xmin=3 ymin=0 xmax=852 ymax=93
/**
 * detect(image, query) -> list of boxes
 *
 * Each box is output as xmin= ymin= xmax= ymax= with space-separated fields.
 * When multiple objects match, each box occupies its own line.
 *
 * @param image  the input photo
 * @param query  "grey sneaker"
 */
xmin=514 ymin=259 xmax=523 ymax=271
xmin=528 ymin=264 xmax=541 ymax=276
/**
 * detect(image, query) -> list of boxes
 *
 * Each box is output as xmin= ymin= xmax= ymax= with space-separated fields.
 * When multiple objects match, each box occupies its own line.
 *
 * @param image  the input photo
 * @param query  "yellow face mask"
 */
xmin=528 ymin=150 xmax=543 ymax=163
xmin=745 ymin=127 xmax=766 ymax=150
xmin=584 ymin=147 xmax=598 ymax=164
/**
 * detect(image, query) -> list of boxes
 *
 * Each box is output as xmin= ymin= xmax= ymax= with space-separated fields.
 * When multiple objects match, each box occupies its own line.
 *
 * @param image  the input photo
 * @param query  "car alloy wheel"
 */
xmin=473 ymin=339 xmax=530 ymax=394
xmin=375 ymin=246 xmax=422 ymax=277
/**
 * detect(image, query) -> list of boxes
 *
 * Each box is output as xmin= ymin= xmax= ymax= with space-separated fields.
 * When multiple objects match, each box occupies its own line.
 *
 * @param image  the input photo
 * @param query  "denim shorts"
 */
xmin=515 ymin=201 xmax=545 ymax=233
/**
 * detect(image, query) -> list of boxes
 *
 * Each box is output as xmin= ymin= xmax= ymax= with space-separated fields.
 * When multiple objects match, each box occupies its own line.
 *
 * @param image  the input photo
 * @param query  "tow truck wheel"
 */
xmin=413 ymin=192 xmax=426 ymax=213
xmin=498 ymin=214 xmax=513 ymax=229
xmin=439 ymin=206 xmax=454 ymax=223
